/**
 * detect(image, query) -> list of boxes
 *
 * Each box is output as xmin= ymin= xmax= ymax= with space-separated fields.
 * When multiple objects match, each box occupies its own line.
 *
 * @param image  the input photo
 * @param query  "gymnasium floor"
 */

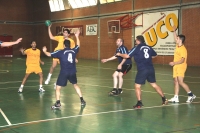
xmin=0 ymin=57 xmax=200 ymax=133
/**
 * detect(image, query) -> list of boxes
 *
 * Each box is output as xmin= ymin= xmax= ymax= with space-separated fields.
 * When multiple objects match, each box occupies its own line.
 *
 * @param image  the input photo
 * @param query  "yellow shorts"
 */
xmin=53 ymin=58 xmax=60 ymax=64
xmin=26 ymin=65 xmax=42 ymax=74
xmin=173 ymin=65 xmax=187 ymax=78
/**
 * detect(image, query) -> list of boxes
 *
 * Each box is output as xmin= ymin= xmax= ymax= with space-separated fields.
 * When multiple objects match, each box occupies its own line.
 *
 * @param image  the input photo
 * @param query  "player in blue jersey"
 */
xmin=43 ymin=30 xmax=86 ymax=109
xmin=116 ymin=35 xmax=168 ymax=108
xmin=0 ymin=38 xmax=22 ymax=47
xmin=101 ymin=38 xmax=132 ymax=96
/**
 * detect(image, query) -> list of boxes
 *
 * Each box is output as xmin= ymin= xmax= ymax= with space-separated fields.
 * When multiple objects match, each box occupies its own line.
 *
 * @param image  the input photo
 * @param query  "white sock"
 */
xmin=20 ymin=85 xmax=24 ymax=88
xmin=187 ymin=91 xmax=191 ymax=94
xmin=47 ymin=73 xmax=52 ymax=79
xmin=39 ymin=85 xmax=43 ymax=88
xmin=174 ymin=95 xmax=178 ymax=98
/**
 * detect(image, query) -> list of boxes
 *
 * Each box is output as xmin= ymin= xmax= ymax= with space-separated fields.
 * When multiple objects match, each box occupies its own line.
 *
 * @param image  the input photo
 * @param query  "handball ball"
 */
xmin=45 ymin=20 xmax=51 ymax=26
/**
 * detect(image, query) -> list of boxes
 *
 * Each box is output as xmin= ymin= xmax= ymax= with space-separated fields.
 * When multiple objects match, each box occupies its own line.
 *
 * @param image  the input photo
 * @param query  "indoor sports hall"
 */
xmin=0 ymin=0 xmax=200 ymax=133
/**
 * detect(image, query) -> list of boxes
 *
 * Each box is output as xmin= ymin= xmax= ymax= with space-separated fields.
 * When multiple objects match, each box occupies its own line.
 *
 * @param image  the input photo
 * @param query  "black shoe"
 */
xmin=108 ymin=88 xmax=119 ymax=96
xmin=162 ymin=97 xmax=168 ymax=105
xmin=51 ymin=102 xmax=61 ymax=109
xmin=118 ymin=89 xmax=123 ymax=94
xmin=133 ymin=102 xmax=143 ymax=109
xmin=81 ymin=99 xmax=86 ymax=106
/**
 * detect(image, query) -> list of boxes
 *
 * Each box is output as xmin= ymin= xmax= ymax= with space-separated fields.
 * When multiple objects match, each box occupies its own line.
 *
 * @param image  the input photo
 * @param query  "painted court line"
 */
xmin=0 ymin=108 xmax=12 ymax=126
xmin=0 ymin=102 xmax=200 ymax=128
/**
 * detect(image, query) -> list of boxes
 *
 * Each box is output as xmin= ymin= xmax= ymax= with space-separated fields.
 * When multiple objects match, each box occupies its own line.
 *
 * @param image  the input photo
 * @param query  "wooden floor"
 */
xmin=0 ymin=57 xmax=200 ymax=133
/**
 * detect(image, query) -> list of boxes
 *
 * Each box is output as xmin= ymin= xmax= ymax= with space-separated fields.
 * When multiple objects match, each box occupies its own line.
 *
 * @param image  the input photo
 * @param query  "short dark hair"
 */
xmin=136 ymin=35 xmax=145 ymax=43
xmin=63 ymin=28 xmax=70 ymax=34
xmin=64 ymin=39 xmax=71 ymax=48
xmin=178 ymin=34 xmax=185 ymax=43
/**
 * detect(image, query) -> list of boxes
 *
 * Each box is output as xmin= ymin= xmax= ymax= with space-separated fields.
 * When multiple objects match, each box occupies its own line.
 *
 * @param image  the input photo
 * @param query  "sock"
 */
xmin=20 ymin=85 xmax=24 ymax=88
xmin=39 ymin=85 xmax=43 ymax=88
xmin=162 ymin=96 xmax=166 ymax=101
xmin=187 ymin=91 xmax=193 ymax=96
xmin=174 ymin=95 xmax=178 ymax=98
xmin=56 ymin=100 xmax=60 ymax=104
xmin=80 ymin=97 xmax=83 ymax=101
xmin=47 ymin=73 xmax=52 ymax=79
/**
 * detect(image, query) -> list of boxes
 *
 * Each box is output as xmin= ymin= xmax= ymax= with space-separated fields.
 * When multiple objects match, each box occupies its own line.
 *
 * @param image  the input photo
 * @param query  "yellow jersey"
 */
xmin=24 ymin=48 xmax=41 ymax=66
xmin=173 ymin=44 xmax=187 ymax=66
xmin=54 ymin=36 xmax=75 ymax=51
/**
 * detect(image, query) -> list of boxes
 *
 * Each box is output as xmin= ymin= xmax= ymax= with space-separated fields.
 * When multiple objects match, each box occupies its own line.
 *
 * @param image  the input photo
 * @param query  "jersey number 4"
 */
xmin=68 ymin=53 xmax=73 ymax=63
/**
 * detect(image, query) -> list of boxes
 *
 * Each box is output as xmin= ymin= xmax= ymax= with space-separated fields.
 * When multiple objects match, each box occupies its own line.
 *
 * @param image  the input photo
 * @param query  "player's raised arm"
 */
xmin=172 ymin=26 xmax=178 ymax=42
xmin=42 ymin=46 xmax=51 ymax=57
xmin=48 ymin=24 xmax=56 ymax=41
xmin=74 ymin=29 xmax=80 ymax=47
xmin=1 ymin=38 xmax=22 ymax=47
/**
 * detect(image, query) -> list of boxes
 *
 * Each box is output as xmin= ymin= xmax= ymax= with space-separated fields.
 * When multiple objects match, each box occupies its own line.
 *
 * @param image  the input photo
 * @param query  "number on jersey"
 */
xmin=68 ymin=53 xmax=73 ymax=63
xmin=143 ymin=49 xmax=149 ymax=58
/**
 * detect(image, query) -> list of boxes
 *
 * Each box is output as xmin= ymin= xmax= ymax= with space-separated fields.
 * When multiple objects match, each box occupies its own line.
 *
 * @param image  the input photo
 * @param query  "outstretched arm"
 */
xmin=116 ymin=53 xmax=130 ymax=59
xmin=173 ymin=26 xmax=178 ymax=42
xmin=48 ymin=24 xmax=56 ymax=40
xmin=19 ymin=47 xmax=26 ymax=55
xmin=42 ymin=46 xmax=51 ymax=57
xmin=74 ymin=29 xmax=80 ymax=47
xmin=1 ymin=38 xmax=22 ymax=47
xmin=101 ymin=56 xmax=117 ymax=63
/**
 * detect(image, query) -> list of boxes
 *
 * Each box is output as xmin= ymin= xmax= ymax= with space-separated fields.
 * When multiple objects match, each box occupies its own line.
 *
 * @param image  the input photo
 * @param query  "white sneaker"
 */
xmin=18 ymin=87 xmax=23 ymax=93
xmin=45 ymin=79 xmax=50 ymax=85
xmin=168 ymin=97 xmax=179 ymax=103
xmin=39 ymin=87 xmax=45 ymax=92
xmin=186 ymin=95 xmax=196 ymax=103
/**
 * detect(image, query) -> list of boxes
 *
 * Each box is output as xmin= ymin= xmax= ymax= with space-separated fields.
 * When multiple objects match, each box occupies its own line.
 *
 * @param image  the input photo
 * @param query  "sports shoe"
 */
xmin=186 ymin=95 xmax=196 ymax=103
xmin=51 ymin=102 xmax=61 ymax=109
xmin=108 ymin=88 xmax=119 ymax=96
xmin=168 ymin=97 xmax=179 ymax=103
xmin=133 ymin=102 xmax=144 ymax=109
xmin=162 ymin=97 xmax=168 ymax=105
xmin=81 ymin=99 xmax=86 ymax=106
xmin=118 ymin=89 xmax=123 ymax=94
xmin=18 ymin=87 xmax=23 ymax=93
xmin=45 ymin=79 xmax=50 ymax=85
xmin=39 ymin=87 xmax=45 ymax=92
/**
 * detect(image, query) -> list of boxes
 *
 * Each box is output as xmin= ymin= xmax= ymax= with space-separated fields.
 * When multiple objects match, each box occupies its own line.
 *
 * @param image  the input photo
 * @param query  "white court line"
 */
xmin=0 ymin=102 xmax=200 ymax=128
xmin=0 ymin=108 xmax=12 ymax=126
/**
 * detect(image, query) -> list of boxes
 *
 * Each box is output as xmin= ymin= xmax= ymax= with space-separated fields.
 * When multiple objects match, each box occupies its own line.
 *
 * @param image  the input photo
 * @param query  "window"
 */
xmin=68 ymin=0 xmax=97 ymax=9
xmin=49 ymin=0 xmax=65 ymax=12
xmin=100 ymin=0 xmax=122 ymax=4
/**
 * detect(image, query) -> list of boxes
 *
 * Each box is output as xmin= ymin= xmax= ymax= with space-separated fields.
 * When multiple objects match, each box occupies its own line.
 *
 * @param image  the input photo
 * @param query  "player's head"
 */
xmin=116 ymin=38 xmax=124 ymax=47
xmin=136 ymin=35 xmax=145 ymax=45
xmin=177 ymin=34 xmax=185 ymax=44
xmin=31 ymin=41 xmax=36 ymax=49
xmin=64 ymin=39 xmax=71 ymax=48
xmin=63 ymin=28 xmax=70 ymax=37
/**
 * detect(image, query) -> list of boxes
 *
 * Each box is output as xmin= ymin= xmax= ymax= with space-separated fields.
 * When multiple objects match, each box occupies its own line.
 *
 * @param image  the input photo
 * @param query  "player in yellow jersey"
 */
xmin=45 ymin=24 xmax=76 ymax=84
xmin=0 ymin=38 xmax=22 ymax=47
xmin=168 ymin=26 xmax=196 ymax=103
xmin=18 ymin=41 xmax=45 ymax=93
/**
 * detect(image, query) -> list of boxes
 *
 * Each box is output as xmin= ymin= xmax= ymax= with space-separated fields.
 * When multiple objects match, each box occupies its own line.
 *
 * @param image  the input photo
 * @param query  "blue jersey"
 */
xmin=0 ymin=41 xmax=3 ymax=46
xmin=51 ymin=45 xmax=79 ymax=74
xmin=116 ymin=45 xmax=132 ymax=65
xmin=128 ymin=43 xmax=157 ymax=70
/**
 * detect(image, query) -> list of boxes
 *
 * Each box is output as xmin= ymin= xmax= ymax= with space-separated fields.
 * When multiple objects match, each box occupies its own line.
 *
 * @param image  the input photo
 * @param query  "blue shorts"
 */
xmin=56 ymin=72 xmax=77 ymax=87
xmin=135 ymin=68 xmax=156 ymax=84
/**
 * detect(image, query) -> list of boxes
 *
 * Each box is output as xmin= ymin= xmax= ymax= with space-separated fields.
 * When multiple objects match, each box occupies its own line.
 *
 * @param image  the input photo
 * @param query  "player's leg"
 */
xmin=45 ymin=59 xmax=58 ymax=84
xmin=147 ymin=67 xmax=168 ymax=105
xmin=38 ymin=72 xmax=45 ymax=92
xmin=118 ymin=64 xmax=132 ymax=94
xmin=133 ymin=83 xmax=143 ymax=108
xmin=51 ymin=72 xmax=66 ymax=109
xmin=18 ymin=73 xmax=30 ymax=93
xmin=109 ymin=71 xmax=119 ymax=96
xmin=69 ymin=73 xmax=86 ymax=106
xmin=169 ymin=77 xmax=180 ymax=102
xmin=51 ymin=85 xmax=62 ymax=109
xmin=177 ymin=76 xmax=196 ymax=103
